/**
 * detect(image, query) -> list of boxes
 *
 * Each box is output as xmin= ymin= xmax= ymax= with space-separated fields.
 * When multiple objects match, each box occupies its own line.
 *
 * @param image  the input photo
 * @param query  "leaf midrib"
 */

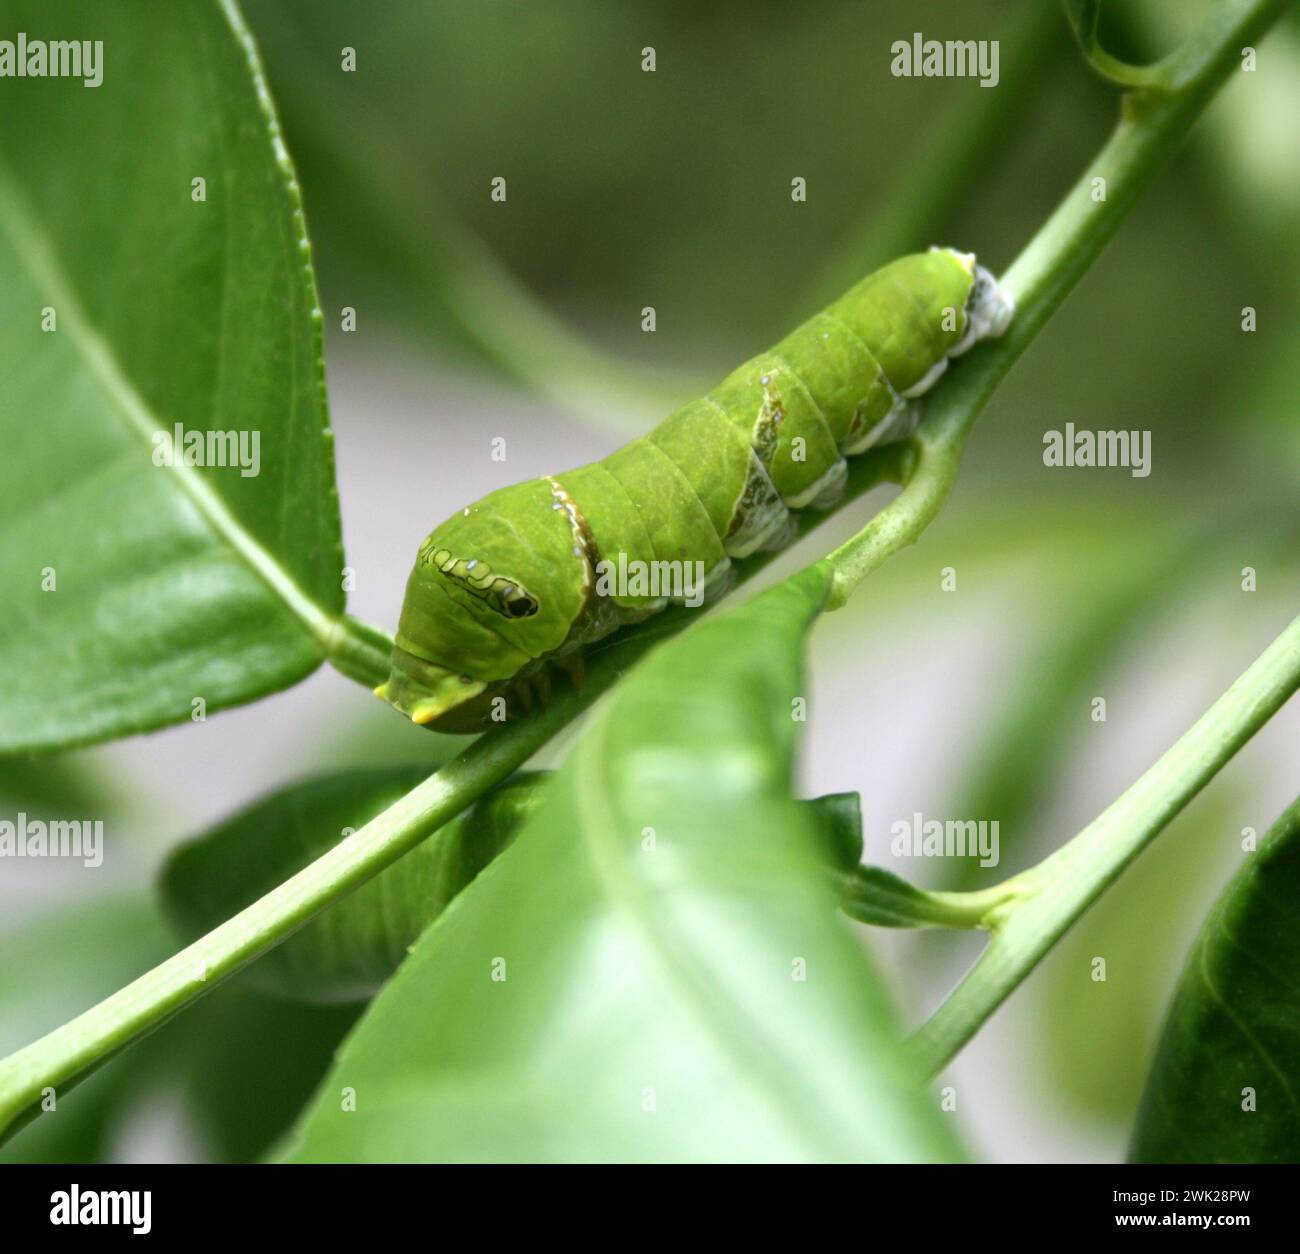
xmin=0 ymin=135 xmax=336 ymax=654
xmin=572 ymin=707 xmax=912 ymax=1161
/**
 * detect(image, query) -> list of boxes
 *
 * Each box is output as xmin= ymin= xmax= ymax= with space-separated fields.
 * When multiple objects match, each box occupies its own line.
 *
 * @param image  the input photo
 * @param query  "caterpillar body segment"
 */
xmin=379 ymin=248 xmax=1014 ymax=730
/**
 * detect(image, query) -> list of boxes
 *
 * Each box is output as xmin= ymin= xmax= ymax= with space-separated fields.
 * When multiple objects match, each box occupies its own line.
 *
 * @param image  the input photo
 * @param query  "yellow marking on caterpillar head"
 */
xmin=378 ymin=645 xmax=490 ymax=729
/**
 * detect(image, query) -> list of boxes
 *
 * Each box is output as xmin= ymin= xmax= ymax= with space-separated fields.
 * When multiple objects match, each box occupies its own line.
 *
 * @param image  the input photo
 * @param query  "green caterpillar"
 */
xmin=379 ymin=248 xmax=1013 ymax=731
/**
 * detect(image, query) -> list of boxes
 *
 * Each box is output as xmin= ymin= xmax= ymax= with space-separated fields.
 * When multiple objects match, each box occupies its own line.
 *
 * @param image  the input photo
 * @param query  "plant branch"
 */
xmin=0 ymin=673 xmax=594 ymax=1143
xmin=0 ymin=457 xmax=912 ymax=1145
xmin=910 ymin=611 xmax=1300 ymax=1075
xmin=0 ymin=0 xmax=1284 ymax=1146
xmin=824 ymin=0 xmax=1287 ymax=606
xmin=836 ymin=865 xmax=1033 ymax=931
xmin=326 ymin=614 xmax=395 ymax=689
xmin=1063 ymin=0 xmax=1178 ymax=90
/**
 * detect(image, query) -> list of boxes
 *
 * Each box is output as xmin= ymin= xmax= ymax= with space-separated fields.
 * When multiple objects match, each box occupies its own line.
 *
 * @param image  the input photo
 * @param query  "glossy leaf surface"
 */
xmin=282 ymin=565 xmax=959 ymax=1162
xmin=0 ymin=0 xmax=342 ymax=751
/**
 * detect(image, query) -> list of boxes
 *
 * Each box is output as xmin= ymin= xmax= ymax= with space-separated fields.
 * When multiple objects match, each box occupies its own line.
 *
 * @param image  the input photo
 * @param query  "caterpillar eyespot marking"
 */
xmin=419 ymin=544 xmax=541 ymax=620
xmin=378 ymin=248 xmax=1013 ymax=731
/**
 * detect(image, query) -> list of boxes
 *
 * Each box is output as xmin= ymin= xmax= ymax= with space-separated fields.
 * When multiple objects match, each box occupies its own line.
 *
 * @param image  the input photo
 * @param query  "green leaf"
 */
xmin=161 ymin=767 xmax=538 ymax=1004
xmin=162 ymin=766 xmax=864 ymax=1005
xmin=811 ymin=790 xmax=866 ymax=872
xmin=177 ymin=988 xmax=360 ymax=1162
xmin=0 ymin=752 xmax=118 ymax=823
xmin=280 ymin=564 xmax=960 ymax=1162
xmin=0 ymin=0 xmax=343 ymax=753
xmin=1130 ymin=795 xmax=1300 ymax=1163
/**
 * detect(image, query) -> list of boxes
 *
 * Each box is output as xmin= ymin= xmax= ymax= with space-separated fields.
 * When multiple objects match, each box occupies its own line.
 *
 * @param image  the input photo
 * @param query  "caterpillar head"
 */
xmin=376 ymin=525 xmax=539 ymax=729
xmin=377 ymin=538 xmax=536 ymax=729
xmin=378 ymin=478 xmax=581 ymax=730
xmin=376 ymin=647 xmax=490 ymax=729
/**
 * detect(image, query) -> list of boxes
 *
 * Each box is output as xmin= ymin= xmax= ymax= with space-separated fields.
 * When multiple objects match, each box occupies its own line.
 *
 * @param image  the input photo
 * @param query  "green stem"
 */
xmin=911 ymin=611 xmax=1300 ymax=1076
xmin=824 ymin=418 xmax=959 ymax=609
xmin=0 ymin=666 xmax=596 ymax=1142
xmin=0 ymin=0 xmax=1285 ymax=1146
xmin=827 ymin=0 xmax=1289 ymax=607
xmin=836 ymin=865 xmax=1032 ymax=931
xmin=325 ymin=614 xmax=395 ymax=689
xmin=0 ymin=452 xmax=904 ymax=1145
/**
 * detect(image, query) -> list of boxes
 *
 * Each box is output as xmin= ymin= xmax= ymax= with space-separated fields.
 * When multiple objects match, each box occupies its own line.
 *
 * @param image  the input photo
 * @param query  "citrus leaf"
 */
xmin=280 ymin=565 xmax=960 ymax=1162
xmin=162 ymin=768 xmax=864 ymax=1005
xmin=1130 ymin=795 xmax=1300 ymax=1163
xmin=0 ymin=0 xmax=343 ymax=752
xmin=177 ymin=988 xmax=360 ymax=1162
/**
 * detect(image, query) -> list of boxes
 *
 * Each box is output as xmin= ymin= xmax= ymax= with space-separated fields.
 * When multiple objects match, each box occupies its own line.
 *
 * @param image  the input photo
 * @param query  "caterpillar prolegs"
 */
xmin=379 ymin=247 xmax=1014 ymax=731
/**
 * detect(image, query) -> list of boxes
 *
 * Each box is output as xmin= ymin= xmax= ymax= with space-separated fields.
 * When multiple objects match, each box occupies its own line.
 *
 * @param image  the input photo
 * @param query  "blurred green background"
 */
xmin=2 ymin=0 xmax=1297 ymax=1162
